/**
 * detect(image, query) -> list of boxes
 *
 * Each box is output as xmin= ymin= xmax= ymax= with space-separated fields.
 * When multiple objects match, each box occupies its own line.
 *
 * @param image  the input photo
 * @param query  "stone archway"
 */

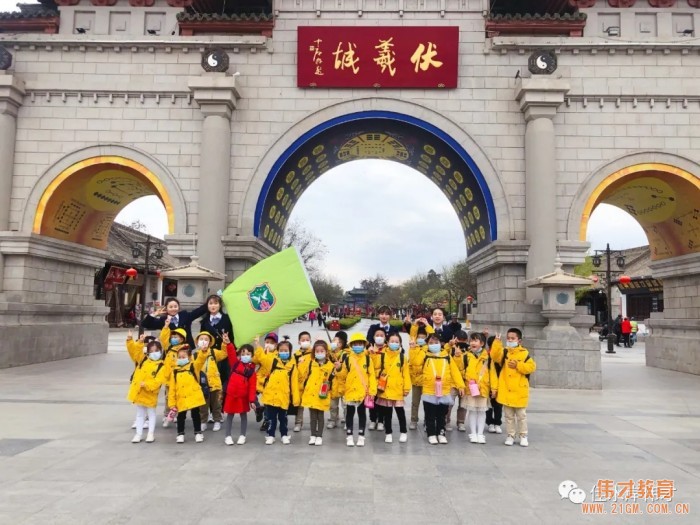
xmin=568 ymin=152 xmax=700 ymax=375
xmin=239 ymin=98 xmax=514 ymax=243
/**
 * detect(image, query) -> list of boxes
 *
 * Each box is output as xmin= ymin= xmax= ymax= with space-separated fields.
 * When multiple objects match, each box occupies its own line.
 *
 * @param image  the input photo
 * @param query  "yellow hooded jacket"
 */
xmin=127 ymin=357 xmax=167 ymax=408
xmin=295 ymin=348 xmax=314 ymax=388
xmin=336 ymin=351 xmax=377 ymax=404
xmin=463 ymin=349 xmax=498 ymax=398
xmin=253 ymin=346 xmax=278 ymax=394
xmin=159 ymin=326 xmax=189 ymax=380
xmin=259 ymin=353 xmax=300 ymax=410
xmin=376 ymin=350 xmax=412 ymax=401
xmin=330 ymin=348 xmax=348 ymax=399
xmin=420 ymin=350 xmax=465 ymax=396
xmin=126 ymin=338 xmax=146 ymax=365
xmin=167 ymin=351 xmax=207 ymax=412
xmin=490 ymin=339 xmax=536 ymax=408
xmin=198 ymin=345 xmax=227 ymax=392
xmin=301 ymin=359 xmax=336 ymax=411
xmin=409 ymin=344 xmax=428 ymax=386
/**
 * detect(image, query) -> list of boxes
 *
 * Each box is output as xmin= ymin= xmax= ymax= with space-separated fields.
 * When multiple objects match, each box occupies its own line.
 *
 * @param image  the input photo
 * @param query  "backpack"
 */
xmin=174 ymin=363 xmax=209 ymax=397
xmin=303 ymin=360 xmax=335 ymax=391
xmin=231 ymin=361 xmax=255 ymax=380
xmin=343 ymin=353 xmax=371 ymax=373
xmin=129 ymin=355 xmax=148 ymax=383
xmin=378 ymin=352 xmax=405 ymax=377
xmin=263 ymin=358 xmax=295 ymax=395
xmin=498 ymin=350 xmax=533 ymax=381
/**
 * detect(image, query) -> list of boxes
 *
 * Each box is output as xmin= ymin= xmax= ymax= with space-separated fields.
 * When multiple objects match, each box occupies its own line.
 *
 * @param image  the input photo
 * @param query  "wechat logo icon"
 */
xmin=559 ymin=480 xmax=587 ymax=504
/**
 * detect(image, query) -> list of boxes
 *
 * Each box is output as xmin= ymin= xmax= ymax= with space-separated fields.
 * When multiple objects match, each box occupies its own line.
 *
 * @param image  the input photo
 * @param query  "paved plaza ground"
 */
xmin=1 ymin=319 xmax=699 ymax=524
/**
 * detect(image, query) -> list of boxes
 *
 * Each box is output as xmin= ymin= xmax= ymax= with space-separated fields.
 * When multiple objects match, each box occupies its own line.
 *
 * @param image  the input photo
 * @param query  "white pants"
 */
xmin=135 ymin=405 xmax=156 ymax=436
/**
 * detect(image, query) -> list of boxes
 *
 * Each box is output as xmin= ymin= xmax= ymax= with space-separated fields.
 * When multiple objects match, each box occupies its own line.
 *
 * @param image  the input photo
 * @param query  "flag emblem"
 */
xmin=248 ymin=283 xmax=276 ymax=312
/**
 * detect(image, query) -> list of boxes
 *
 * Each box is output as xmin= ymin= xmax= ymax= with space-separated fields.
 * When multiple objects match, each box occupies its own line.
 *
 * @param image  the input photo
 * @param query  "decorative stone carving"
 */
xmin=166 ymin=0 xmax=194 ymax=7
xmin=90 ymin=0 xmax=118 ymax=5
xmin=129 ymin=0 xmax=156 ymax=6
xmin=568 ymin=0 xmax=596 ymax=7
xmin=608 ymin=0 xmax=637 ymax=6
xmin=648 ymin=0 xmax=676 ymax=6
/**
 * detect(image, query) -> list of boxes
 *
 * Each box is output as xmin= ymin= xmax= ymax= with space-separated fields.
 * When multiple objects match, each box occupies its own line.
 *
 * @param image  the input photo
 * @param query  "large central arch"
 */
xmin=240 ymin=99 xmax=513 ymax=251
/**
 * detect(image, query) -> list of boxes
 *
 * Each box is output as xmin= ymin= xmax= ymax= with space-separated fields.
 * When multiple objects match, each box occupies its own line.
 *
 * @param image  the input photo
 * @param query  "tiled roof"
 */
xmin=0 ymin=7 xmax=58 ymax=19
xmin=176 ymin=12 xmax=274 ymax=22
xmin=488 ymin=12 xmax=587 ymax=21
xmin=108 ymin=222 xmax=180 ymax=271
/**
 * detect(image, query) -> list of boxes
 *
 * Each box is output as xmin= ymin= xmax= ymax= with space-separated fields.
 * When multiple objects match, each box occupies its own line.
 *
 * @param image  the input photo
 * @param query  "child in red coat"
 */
xmin=222 ymin=332 xmax=257 ymax=446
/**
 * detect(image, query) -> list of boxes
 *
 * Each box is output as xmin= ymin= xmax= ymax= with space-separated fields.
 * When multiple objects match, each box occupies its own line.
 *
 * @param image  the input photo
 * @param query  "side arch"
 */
xmin=239 ymin=97 xmax=513 ymax=243
xmin=23 ymin=144 xmax=188 ymax=248
xmin=568 ymin=151 xmax=700 ymax=260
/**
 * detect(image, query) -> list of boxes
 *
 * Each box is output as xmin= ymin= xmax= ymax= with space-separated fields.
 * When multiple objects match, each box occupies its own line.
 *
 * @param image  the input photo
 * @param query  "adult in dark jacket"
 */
xmin=403 ymin=307 xmax=456 ymax=344
xmin=196 ymin=294 xmax=234 ymax=406
xmin=140 ymin=297 xmax=208 ymax=349
xmin=366 ymin=305 xmax=400 ymax=343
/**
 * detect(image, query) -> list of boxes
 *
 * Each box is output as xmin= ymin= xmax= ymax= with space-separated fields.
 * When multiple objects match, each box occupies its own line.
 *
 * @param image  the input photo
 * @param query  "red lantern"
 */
xmin=466 ymin=295 xmax=474 ymax=303
xmin=591 ymin=275 xmax=599 ymax=283
xmin=125 ymin=268 xmax=138 ymax=280
xmin=619 ymin=275 xmax=632 ymax=284
xmin=156 ymin=269 xmax=161 ymax=278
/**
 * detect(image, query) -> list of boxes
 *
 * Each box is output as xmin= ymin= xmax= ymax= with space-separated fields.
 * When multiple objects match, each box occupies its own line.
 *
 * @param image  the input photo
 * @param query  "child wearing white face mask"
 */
xmin=127 ymin=340 xmax=167 ymax=443
xmin=368 ymin=328 xmax=387 ymax=431
xmin=195 ymin=331 xmax=227 ymax=432
xmin=408 ymin=325 xmax=431 ymax=430
xmin=301 ymin=341 xmax=335 ymax=445
xmin=293 ymin=331 xmax=313 ymax=432
xmin=376 ymin=333 xmax=411 ymax=443
xmin=328 ymin=331 xmax=348 ymax=429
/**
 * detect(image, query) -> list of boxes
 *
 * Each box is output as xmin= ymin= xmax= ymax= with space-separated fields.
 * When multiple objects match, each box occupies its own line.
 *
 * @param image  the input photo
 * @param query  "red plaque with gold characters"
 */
xmin=297 ymin=26 xmax=459 ymax=89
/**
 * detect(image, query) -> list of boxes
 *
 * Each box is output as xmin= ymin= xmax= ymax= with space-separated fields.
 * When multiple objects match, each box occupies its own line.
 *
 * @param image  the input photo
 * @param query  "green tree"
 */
xmin=310 ymin=274 xmax=345 ymax=305
xmin=574 ymin=255 xmax=595 ymax=303
xmin=283 ymin=219 xmax=328 ymax=275
xmin=441 ymin=258 xmax=477 ymax=312
xmin=401 ymin=272 xmax=433 ymax=305
xmin=375 ymin=284 xmax=406 ymax=308
xmin=359 ymin=274 xmax=388 ymax=303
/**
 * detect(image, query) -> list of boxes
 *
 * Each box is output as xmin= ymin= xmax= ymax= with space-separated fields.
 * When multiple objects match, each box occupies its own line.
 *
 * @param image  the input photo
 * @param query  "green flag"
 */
xmin=222 ymin=247 xmax=319 ymax=346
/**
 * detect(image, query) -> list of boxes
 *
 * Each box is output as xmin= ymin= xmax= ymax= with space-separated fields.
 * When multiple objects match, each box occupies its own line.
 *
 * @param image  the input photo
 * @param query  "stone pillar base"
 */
xmin=0 ymin=301 xmax=109 ymax=368
xmin=528 ymin=321 xmax=602 ymax=389
xmin=0 ymin=233 xmax=109 ymax=369
xmin=645 ymin=317 xmax=700 ymax=375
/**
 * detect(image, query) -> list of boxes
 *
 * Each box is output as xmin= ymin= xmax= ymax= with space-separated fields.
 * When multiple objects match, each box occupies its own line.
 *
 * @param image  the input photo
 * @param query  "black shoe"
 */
xmin=260 ymin=420 xmax=269 ymax=432
xmin=255 ymin=406 xmax=264 ymax=422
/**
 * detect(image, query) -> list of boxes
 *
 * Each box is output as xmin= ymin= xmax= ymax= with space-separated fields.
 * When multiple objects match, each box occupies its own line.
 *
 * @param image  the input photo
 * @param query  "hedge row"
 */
xmin=338 ymin=316 xmax=361 ymax=330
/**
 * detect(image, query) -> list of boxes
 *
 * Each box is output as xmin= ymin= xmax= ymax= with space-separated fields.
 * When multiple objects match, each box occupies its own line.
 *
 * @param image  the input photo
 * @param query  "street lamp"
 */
xmin=131 ymin=237 xmax=165 ymax=335
xmin=591 ymin=243 xmax=626 ymax=354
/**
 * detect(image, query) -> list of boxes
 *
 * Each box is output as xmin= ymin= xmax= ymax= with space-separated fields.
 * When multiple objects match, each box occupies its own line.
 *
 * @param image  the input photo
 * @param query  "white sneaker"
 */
xmin=445 ymin=425 xmax=453 ymax=432
xmin=409 ymin=422 xmax=417 ymax=430
xmin=327 ymin=421 xmax=336 ymax=429
xmin=145 ymin=432 xmax=155 ymax=443
xmin=131 ymin=421 xmax=137 ymax=430
xmin=314 ymin=437 xmax=323 ymax=446
xmin=195 ymin=433 xmax=204 ymax=443
xmin=488 ymin=424 xmax=496 ymax=433
xmin=237 ymin=436 xmax=246 ymax=445
xmin=377 ymin=423 xmax=385 ymax=431
xmin=176 ymin=434 xmax=185 ymax=443
xmin=293 ymin=424 xmax=301 ymax=432
xmin=213 ymin=422 xmax=221 ymax=432
xmin=308 ymin=436 xmax=317 ymax=446
xmin=458 ymin=424 xmax=467 ymax=432
xmin=131 ymin=434 xmax=142 ymax=443
xmin=265 ymin=436 xmax=275 ymax=445
xmin=505 ymin=436 xmax=514 ymax=446
xmin=368 ymin=422 xmax=377 ymax=431
xmin=399 ymin=433 xmax=408 ymax=443
xmin=477 ymin=434 xmax=486 ymax=444
xmin=495 ymin=425 xmax=503 ymax=434
xmin=162 ymin=418 xmax=170 ymax=428
xmin=469 ymin=434 xmax=478 ymax=443
xmin=428 ymin=436 xmax=438 ymax=445
xmin=357 ymin=436 xmax=365 ymax=447
xmin=201 ymin=423 xmax=207 ymax=432
xmin=207 ymin=415 xmax=214 ymax=423
xmin=438 ymin=435 xmax=448 ymax=444
xmin=519 ymin=436 xmax=529 ymax=447
xmin=224 ymin=436 xmax=234 ymax=446
xmin=143 ymin=419 xmax=149 ymax=429
xmin=385 ymin=434 xmax=393 ymax=443
xmin=346 ymin=436 xmax=355 ymax=447
xmin=282 ymin=435 xmax=291 ymax=445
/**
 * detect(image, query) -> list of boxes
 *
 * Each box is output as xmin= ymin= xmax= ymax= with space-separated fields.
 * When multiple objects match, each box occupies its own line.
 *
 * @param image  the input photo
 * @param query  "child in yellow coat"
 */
xmin=335 ymin=333 xmax=377 ymax=447
xmin=490 ymin=328 xmax=536 ymax=447
xmin=327 ymin=331 xmax=348 ymax=430
xmin=293 ymin=331 xmax=313 ymax=432
xmin=127 ymin=339 xmax=167 ymax=443
xmin=126 ymin=330 xmax=156 ymax=430
xmin=168 ymin=346 xmax=207 ymax=443
xmin=195 ymin=331 xmax=227 ymax=432
xmin=258 ymin=340 xmax=300 ymax=445
xmin=408 ymin=325 xmax=430 ymax=430
xmin=420 ymin=333 xmax=465 ymax=445
xmin=461 ymin=332 xmax=498 ymax=444
xmin=376 ymin=332 xmax=411 ymax=444
xmin=159 ymin=321 xmax=190 ymax=427
xmin=301 ymin=341 xmax=335 ymax=446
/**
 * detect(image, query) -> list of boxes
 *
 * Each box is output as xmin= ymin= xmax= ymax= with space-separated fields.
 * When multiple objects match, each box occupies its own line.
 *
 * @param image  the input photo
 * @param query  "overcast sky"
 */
xmin=116 ymin=160 xmax=648 ymax=289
